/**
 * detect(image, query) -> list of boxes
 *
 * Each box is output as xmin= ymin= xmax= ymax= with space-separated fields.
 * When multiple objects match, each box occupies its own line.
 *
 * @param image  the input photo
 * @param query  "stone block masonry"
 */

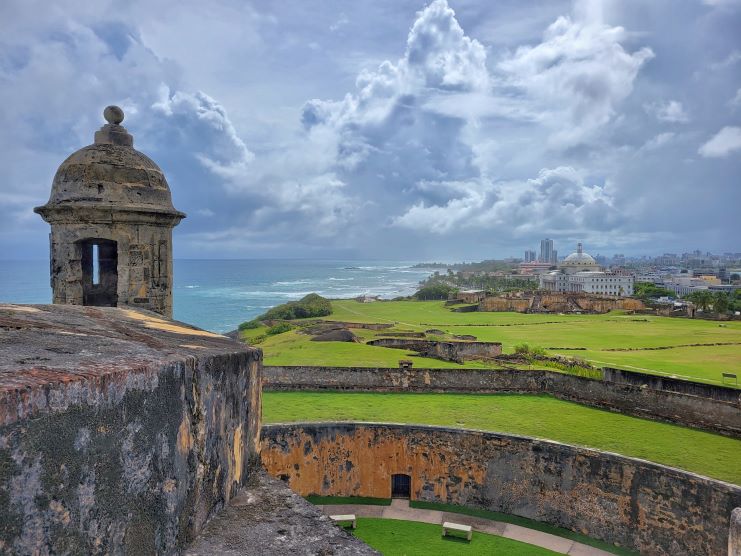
xmin=262 ymin=423 xmax=741 ymax=556
xmin=0 ymin=304 xmax=262 ymax=555
xmin=263 ymin=366 xmax=741 ymax=437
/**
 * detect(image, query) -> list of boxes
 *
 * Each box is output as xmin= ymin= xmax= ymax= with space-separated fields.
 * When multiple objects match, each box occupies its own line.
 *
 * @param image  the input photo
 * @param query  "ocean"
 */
xmin=0 ymin=259 xmax=432 ymax=332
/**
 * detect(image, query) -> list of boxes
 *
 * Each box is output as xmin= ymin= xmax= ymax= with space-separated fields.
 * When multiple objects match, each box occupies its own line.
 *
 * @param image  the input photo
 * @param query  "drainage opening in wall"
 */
xmin=391 ymin=474 xmax=411 ymax=498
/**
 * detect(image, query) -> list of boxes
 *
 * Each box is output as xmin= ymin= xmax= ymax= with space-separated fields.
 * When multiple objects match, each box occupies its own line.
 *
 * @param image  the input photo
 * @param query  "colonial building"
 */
xmin=539 ymin=243 xmax=634 ymax=297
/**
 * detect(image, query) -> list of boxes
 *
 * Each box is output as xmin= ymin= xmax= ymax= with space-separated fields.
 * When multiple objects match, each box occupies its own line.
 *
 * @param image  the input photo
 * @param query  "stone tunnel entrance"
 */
xmin=391 ymin=473 xmax=411 ymax=499
xmin=79 ymin=239 xmax=118 ymax=307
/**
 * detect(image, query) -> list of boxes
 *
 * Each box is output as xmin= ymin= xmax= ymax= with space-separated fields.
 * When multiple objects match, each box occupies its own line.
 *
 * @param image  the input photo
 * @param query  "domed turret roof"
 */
xmin=35 ymin=106 xmax=185 ymax=220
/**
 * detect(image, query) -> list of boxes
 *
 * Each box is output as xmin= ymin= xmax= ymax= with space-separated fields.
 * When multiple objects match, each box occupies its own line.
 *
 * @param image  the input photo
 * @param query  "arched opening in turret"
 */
xmin=78 ymin=239 xmax=118 ymax=307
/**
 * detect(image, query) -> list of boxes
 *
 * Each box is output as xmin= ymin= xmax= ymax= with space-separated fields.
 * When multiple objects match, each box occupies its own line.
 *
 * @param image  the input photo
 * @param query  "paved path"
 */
xmin=318 ymin=499 xmax=615 ymax=556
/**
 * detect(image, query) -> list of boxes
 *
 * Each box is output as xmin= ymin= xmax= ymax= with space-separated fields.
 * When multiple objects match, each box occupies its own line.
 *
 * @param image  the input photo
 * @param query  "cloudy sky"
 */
xmin=1 ymin=0 xmax=740 ymax=261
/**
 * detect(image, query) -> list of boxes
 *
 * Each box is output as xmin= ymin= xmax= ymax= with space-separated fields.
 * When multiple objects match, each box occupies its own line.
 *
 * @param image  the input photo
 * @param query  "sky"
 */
xmin=1 ymin=0 xmax=740 ymax=261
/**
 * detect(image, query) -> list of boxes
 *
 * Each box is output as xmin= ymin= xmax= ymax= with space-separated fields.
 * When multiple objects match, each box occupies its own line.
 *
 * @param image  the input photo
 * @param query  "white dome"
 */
xmin=560 ymin=243 xmax=600 ymax=273
xmin=563 ymin=252 xmax=596 ymax=264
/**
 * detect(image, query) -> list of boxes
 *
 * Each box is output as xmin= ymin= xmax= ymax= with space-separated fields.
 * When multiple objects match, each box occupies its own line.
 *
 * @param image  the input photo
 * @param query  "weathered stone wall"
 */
xmin=478 ymin=296 xmax=532 ymax=312
xmin=262 ymin=423 xmax=741 ymax=556
xmin=479 ymin=293 xmax=644 ymax=313
xmin=604 ymin=367 xmax=741 ymax=403
xmin=731 ymin=507 xmax=741 ymax=556
xmin=365 ymin=338 xmax=502 ymax=362
xmin=263 ymin=366 xmax=741 ymax=436
xmin=0 ymin=304 xmax=262 ymax=555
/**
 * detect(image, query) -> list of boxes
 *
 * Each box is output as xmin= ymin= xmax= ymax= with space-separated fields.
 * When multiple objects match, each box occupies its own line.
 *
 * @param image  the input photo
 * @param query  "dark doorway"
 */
xmin=391 ymin=474 xmax=411 ymax=498
xmin=79 ymin=239 xmax=118 ymax=307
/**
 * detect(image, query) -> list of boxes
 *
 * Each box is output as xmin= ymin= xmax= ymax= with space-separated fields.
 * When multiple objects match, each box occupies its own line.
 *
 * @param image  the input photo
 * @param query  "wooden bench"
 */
xmin=722 ymin=372 xmax=738 ymax=386
xmin=442 ymin=521 xmax=472 ymax=541
xmin=329 ymin=514 xmax=357 ymax=529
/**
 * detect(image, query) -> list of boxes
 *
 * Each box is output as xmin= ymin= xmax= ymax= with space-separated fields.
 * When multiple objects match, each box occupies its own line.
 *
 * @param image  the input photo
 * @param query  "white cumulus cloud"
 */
xmin=645 ymin=100 xmax=690 ymax=123
xmin=698 ymin=126 xmax=741 ymax=157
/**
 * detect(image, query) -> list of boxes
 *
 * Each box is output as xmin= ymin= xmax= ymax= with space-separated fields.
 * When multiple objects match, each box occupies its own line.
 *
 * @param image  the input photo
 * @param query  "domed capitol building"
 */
xmin=560 ymin=243 xmax=602 ymax=274
xmin=540 ymin=243 xmax=633 ymax=296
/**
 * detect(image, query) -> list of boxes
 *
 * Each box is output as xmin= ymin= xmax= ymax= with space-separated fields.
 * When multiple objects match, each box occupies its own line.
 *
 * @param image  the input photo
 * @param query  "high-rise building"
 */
xmin=524 ymin=250 xmax=536 ymax=262
xmin=539 ymin=238 xmax=554 ymax=264
xmin=551 ymin=250 xmax=558 ymax=265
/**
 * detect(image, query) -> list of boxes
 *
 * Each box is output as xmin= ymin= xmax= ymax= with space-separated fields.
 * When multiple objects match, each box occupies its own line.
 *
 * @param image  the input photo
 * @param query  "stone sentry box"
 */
xmin=262 ymin=422 xmax=741 ymax=556
xmin=35 ymin=106 xmax=185 ymax=318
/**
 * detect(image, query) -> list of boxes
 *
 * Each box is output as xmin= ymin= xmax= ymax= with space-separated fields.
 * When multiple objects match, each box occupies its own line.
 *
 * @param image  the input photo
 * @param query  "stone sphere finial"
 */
xmin=103 ymin=105 xmax=124 ymax=125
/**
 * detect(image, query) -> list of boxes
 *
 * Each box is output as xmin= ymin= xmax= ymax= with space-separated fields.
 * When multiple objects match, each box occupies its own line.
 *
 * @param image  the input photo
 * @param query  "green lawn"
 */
xmin=263 ymin=391 xmax=741 ymax=484
xmin=248 ymin=300 xmax=741 ymax=386
xmin=351 ymin=518 xmax=559 ymax=555
xmin=408 ymin=501 xmax=635 ymax=555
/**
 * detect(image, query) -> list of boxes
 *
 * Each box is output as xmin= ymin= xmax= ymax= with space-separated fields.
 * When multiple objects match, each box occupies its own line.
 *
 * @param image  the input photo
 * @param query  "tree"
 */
xmin=713 ymin=292 xmax=730 ymax=314
xmin=685 ymin=290 xmax=713 ymax=311
xmin=634 ymin=282 xmax=673 ymax=300
xmin=730 ymin=273 xmax=740 ymax=282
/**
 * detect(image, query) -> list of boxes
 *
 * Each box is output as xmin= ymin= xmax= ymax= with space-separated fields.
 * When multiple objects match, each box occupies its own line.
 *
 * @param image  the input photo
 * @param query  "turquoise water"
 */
xmin=0 ymin=259 xmax=432 ymax=332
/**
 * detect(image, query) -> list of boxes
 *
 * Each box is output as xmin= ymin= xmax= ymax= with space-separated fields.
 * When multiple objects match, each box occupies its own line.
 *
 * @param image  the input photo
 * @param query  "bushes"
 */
xmin=513 ymin=343 xmax=545 ymax=357
xmin=414 ymin=283 xmax=459 ymax=300
xmin=260 ymin=293 xmax=332 ymax=320
xmin=266 ymin=322 xmax=293 ymax=336
xmin=238 ymin=319 xmax=261 ymax=331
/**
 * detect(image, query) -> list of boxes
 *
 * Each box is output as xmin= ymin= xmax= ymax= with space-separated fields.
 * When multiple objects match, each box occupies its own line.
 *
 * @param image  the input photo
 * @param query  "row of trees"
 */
xmin=684 ymin=290 xmax=740 ymax=313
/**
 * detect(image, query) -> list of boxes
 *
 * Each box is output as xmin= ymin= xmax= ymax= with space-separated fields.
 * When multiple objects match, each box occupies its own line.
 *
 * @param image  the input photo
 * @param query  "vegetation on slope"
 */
xmin=263 ymin=391 xmax=741 ymax=484
xmin=238 ymin=293 xmax=331 ymax=330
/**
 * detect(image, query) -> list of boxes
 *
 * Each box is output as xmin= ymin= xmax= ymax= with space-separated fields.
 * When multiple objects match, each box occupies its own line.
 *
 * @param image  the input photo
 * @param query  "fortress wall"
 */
xmin=0 ymin=305 xmax=263 ymax=555
xmin=263 ymin=366 xmax=741 ymax=436
xmin=365 ymin=338 xmax=502 ymax=361
xmin=604 ymin=367 xmax=741 ymax=403
xmin=262 ymin=423 xmax=741 ymax=556
xmin=478 ymin=293 xmax=645 ymax=313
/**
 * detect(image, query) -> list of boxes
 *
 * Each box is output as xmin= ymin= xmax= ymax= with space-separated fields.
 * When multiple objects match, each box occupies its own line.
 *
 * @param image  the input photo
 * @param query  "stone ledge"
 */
xmin=0 ymin=304 xmax=261 ymax=426
xmin=185 ymin=469 xmax=377 ymax=555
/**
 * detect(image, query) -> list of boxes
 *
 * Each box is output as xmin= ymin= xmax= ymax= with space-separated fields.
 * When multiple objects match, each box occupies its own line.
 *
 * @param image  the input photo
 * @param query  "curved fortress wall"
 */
xmin=262 ymin=423 xmax=741 ymax=556
xmin=263 ymin=366 xmax=741 ymax=436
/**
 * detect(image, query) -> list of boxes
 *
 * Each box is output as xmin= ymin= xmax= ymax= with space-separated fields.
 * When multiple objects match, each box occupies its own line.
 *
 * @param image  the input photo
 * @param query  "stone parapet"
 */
xmin=0 ymin=304 xmax=262 ymax=554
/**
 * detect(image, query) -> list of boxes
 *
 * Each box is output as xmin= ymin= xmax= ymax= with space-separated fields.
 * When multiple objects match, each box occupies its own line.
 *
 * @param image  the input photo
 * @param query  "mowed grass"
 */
xmin=263 ymin=392 xmax=741 ymax=485
xmin=351 ymin=518 xmax=559 ymax=556
xmin=251 ymin=300 xmax=741 ymax=386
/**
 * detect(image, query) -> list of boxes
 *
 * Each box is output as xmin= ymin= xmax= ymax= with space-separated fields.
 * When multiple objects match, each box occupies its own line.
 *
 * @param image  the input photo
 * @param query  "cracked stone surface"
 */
xmin=186 ymin=470 xmax=377 ymax=556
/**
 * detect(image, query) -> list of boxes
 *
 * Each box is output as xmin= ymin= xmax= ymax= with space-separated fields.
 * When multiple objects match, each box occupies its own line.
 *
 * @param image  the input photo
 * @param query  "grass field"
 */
xmin=350 ymin=518 xmax=559 ymax=555
xmin=407 ymin=501 xmax=634 ymax=555
xmin=263 ymin=391 xmax=741 ymax=484
xmin=246 ymin=299 xmax=741 ymax=386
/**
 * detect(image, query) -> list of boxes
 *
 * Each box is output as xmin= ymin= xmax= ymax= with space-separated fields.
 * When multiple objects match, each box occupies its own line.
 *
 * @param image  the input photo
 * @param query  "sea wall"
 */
xmin=0 ymin=304 xmax=263 ymax=555
xmin=262 ymin=423 xmax=741 ymax=556
xmin=365 ymin=338 xmax=502 ymax=362
xmin=263 ymin=366 xmax=741 ymax=436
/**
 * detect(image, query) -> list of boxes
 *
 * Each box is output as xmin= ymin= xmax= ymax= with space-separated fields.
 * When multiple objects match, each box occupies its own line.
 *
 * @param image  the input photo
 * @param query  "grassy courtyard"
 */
xmin=350 ymin=518 xmax=559 ymax=555
xmin=263 ymin=391 xmax=741 ymax=485
xmin=245 ymin=299 xmax=741 ymax=386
